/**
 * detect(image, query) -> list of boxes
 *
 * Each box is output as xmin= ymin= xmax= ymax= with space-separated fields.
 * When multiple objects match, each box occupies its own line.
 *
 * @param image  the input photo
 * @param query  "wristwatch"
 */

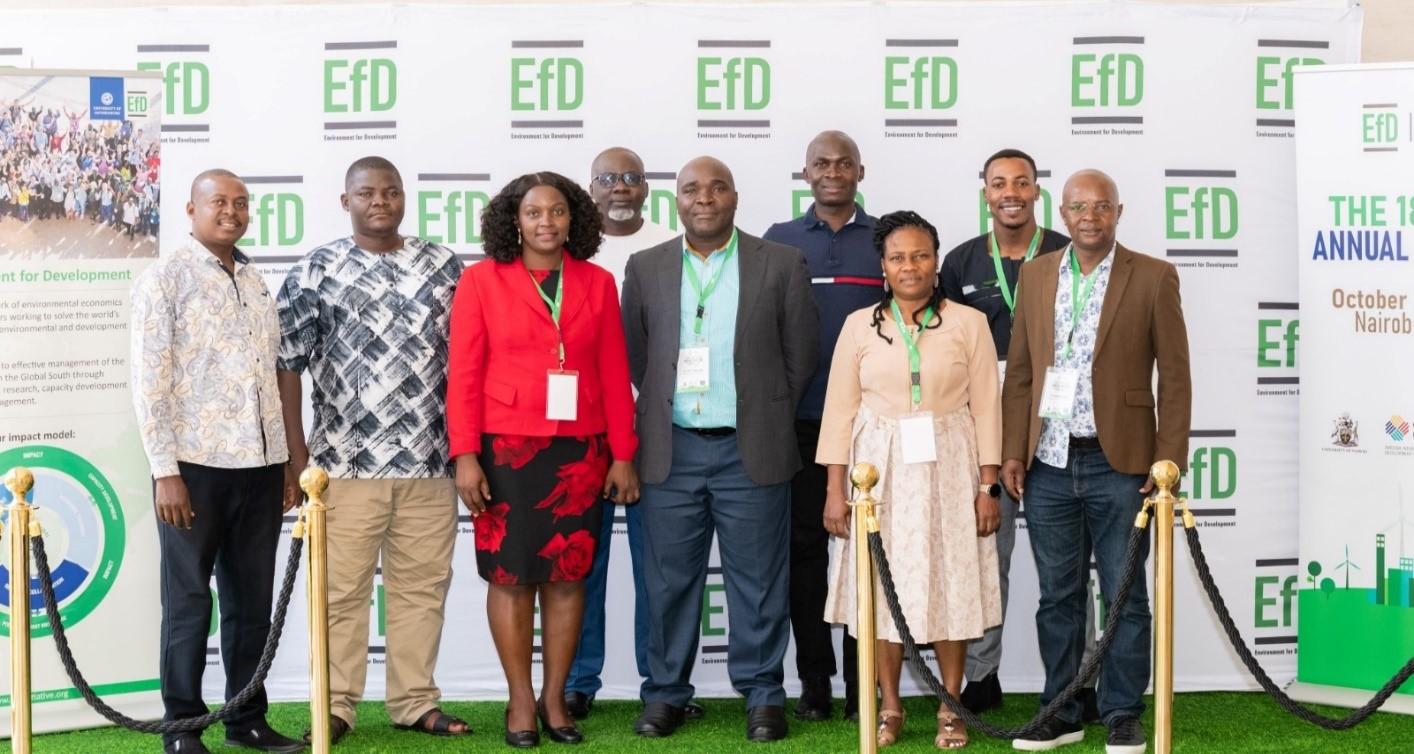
xmin=980 ymin=482 xmax=1001 ymax=498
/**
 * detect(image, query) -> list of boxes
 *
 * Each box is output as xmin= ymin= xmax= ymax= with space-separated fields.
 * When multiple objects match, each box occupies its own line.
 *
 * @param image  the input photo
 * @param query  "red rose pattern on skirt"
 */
xmin=474 ymin=433 xmax=607 ymax=585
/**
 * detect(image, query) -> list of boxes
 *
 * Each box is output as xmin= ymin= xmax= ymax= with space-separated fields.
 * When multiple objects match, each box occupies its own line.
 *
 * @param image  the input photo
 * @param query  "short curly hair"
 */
xmin=480 ymin=172 xmax=604 ymax=262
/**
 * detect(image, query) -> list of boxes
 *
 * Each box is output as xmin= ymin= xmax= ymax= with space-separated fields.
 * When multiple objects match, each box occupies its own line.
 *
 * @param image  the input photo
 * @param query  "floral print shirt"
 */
xmin=1036 ymin=245 xmax=1114 ymax=469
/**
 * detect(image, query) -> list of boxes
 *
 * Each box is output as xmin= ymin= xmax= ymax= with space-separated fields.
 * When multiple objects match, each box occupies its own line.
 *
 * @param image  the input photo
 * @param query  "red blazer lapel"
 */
xmin=559 ymin=254 xmax=591 ymax=328
xmin=499 ymin=256 xmax=556 ymax=327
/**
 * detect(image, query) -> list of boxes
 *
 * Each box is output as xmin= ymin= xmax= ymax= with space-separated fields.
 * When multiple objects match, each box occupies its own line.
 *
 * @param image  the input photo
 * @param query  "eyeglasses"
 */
xmin=1062 ymin=201 xmax=1117 ymax=215
xmin=593 ymin=171 xmax=647 ymax=188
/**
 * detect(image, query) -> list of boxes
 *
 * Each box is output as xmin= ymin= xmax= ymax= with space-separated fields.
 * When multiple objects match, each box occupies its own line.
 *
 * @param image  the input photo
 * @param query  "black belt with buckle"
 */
xmin=1069 ymin=435 xmax=1102 ymax=450
xmin=681 ymin=426 xmax=737 ymax=437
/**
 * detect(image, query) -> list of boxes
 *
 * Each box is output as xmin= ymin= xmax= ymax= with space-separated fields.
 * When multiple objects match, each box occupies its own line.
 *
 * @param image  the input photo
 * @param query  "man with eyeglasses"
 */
xmin=564 ymin=146 xmax=682 ymax=721
xmin=761 ymin=129 xmax=876 ymax=723
xmin=1003 ymin=170 xmax=1190 ymax=754
xmin=939 ymin=149 xmax=1073 ymax=716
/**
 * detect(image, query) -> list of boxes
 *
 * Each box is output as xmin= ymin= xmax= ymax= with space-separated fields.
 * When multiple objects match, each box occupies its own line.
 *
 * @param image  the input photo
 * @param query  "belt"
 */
xmin=1069 ymin=435 xmax=1102 ymax=450
xmin=680 ymin=426 xmax=737 ymax=437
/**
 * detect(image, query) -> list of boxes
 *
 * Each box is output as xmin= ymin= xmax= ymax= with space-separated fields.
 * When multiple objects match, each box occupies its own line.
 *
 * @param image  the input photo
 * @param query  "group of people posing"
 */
xmin=130 ymin=131 xmax=1190 ymax=754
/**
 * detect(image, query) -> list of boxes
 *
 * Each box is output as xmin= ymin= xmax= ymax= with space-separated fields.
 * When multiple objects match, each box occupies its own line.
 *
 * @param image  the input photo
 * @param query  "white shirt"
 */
xmin=595 ymin=220 xmax=679 ymax=287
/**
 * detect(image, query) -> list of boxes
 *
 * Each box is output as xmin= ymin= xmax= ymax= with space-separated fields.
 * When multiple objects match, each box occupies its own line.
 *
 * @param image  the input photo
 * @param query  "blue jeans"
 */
xmin=1024 ymin=448 xmax=1151 ymax=725
xmin=566 ymin=498 xmax=649 ymax=695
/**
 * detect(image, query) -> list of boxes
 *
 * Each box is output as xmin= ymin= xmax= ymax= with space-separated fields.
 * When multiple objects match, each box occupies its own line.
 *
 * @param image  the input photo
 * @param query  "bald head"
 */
xmin=677 ymin=156 xmax=735 ymax=193
xmin=190 ymin=168 xmax=242 ymax=202
xmin=591 ymin=147 xmax=644 ymax=177
xmin=1062 ymin=169 xmax=1120 ymax=205
xmin=805 ymin=130 xmax=861 ymax=164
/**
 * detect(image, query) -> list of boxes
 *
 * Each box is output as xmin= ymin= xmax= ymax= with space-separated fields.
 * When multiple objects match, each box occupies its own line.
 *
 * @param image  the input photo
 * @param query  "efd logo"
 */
xmin=1253 ymin=559 xmax=1299 ymax=631
xmin=125 ymin=92 xmax=149 ymax=117
xmin=1070 ymin=36 xmax=1145 ymax=133
xmin=323 ymin=40 xmax=398 ymax=135
xmin=881 ymin=39 xmax=960 ymax=139
xmin=1361 ymin=103 xmax=1400 ymax=152
xmin=884 ymin=55 xmax=957 ymax=110
xmin=237 ymin=176 xmax=305 ymax=251
xmin=700 ymin=566 xmax=728 ymax=661
xmin=697 ymin=40 xmax=772 ymax=134
xmin=509 ymin=40 xmax=586 ymax=137
xmin=1254 ymin=38 xmax=1326 ymax=136
xmin=1163 ymin=169 xmax=1238 ymax=264
xmin=135 ymin=54 xmax=210 ymax=116
xmin=418 ymin=173 xmax=493 ymax=247
xmin=1186 ymin=443 xmax=1237 ymax=501
xmin=1255 ymin=302 xmax=1298 ymax=395
xmin=644 ymin=173 xmax=679 ymax=231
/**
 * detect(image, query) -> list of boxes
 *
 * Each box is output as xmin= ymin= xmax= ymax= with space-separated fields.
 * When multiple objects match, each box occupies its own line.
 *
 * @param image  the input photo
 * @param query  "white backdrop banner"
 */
xmin=1293 ymin=62 xmax=1414 ymax=709
xmin=0 ymin=1 xmax=1361 ymax=708
xmin=0 ymin=69 xmax=165 ymax=734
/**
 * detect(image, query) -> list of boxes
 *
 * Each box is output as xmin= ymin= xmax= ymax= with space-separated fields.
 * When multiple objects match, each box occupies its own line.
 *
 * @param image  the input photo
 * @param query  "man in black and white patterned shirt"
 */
xmin=276 ymin=156 xmax=467 ymax=743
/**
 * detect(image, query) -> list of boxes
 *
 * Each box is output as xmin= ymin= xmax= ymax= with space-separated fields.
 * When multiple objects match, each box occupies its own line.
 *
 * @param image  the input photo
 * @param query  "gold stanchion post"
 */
xmin=4 ymin=466 xmax=36 ymax=754
xmin=1146 ymin=460 xmax=1181 ymax=754
xmin=299 ymin=467 xmax=332 ymax=754
xmin=850 ymin=463 xmax=881 ymax=754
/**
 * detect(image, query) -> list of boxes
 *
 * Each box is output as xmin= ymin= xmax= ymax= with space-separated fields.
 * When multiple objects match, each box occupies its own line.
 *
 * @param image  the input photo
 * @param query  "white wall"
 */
xmin=0 ymin=1 xmax=1405 ymax=62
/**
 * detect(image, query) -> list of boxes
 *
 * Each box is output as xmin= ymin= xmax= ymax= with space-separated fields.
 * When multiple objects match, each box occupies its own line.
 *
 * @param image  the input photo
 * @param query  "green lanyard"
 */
xmin=529 ymin=261 xmax=565 ymax=366
xmin=890 ymin=299 xmax=937 ymax=408
xmin=1062 ymin=246 xmax=1101 ymax=362
xmin=682 ymin=230 xmax=738 ymax=336
xmin=989 ymin=227 xmax=1043 ymax=315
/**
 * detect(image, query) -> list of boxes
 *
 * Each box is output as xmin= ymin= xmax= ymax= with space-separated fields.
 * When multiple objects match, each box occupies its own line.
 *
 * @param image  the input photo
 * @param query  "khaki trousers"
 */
xmin=323 ymin=477 xmax=457 ymax=727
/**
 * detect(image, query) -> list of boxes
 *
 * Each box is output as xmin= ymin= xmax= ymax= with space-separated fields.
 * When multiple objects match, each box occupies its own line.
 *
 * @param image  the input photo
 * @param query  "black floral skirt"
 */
xmin=473 ymin=433 xmax=608 ymax=585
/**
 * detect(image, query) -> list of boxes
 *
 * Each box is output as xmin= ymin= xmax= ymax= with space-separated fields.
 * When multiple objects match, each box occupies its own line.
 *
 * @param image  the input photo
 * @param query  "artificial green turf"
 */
xmin=30 ymin=692 xmax=1414 ymax=752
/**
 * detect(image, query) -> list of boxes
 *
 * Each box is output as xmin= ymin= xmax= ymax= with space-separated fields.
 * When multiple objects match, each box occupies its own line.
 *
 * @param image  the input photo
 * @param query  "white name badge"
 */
xmin=676 ymin=346 xmax=710 ymax=393
xmin=1039 ymin=366 xmax=1080 ymax=421
xmin=899 ymin=412 xmax=938 ymax=465
xmin=546 ymin=370 xmax=579 ymax=421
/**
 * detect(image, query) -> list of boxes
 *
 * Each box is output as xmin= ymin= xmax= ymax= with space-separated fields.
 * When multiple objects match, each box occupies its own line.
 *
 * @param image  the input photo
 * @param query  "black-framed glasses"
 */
xmin=594 ymin=171 xmax=647 ymax=187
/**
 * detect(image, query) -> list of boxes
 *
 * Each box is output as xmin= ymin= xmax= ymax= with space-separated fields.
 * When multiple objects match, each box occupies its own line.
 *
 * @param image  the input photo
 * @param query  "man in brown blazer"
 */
xmin=1001 ymin=169 xmax=1190 ymax=754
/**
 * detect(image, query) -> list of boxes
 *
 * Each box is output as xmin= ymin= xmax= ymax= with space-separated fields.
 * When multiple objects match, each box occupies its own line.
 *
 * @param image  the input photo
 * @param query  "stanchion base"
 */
xmin=1286 ymin=681 xmax=1414 ymax=716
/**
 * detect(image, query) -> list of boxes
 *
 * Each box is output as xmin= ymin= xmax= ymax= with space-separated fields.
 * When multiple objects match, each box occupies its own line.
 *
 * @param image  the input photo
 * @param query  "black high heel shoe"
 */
xmin=537 ymin=700 xmax=584 ymax=745
xmin=505 ymin=708 xmax=540 ymax=749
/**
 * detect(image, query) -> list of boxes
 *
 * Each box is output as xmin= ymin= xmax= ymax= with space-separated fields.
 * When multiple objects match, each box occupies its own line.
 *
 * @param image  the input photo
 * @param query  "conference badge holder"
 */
xmin=547 ymin=370 xmax=579 ymax=421
xmin=899 ymin=412 xmax=937 ymax=465
xmin=676 ymin=346 xmax=710 ymax=393
xmin=1039 ymin=366 xmax=1079 ymax=421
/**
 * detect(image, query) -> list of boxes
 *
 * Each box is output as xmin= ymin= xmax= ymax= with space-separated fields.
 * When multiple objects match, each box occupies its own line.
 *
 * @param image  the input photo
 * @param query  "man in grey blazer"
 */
xmin=621 ymin=156 xmax=820 ymax=743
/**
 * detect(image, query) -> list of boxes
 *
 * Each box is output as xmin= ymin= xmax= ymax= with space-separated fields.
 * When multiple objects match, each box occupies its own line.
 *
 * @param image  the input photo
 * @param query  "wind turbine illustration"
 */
xmin=1380 ymin=486 xmax=1413 ymax=560
xmin=1335 ymin=545 xmax=1360 ymax=589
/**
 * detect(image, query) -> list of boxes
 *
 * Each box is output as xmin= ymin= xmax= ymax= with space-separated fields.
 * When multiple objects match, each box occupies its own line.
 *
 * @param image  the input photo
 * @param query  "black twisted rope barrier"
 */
xmin=1182 ymin=525 xmax=1414 ymax=729
xmin=867 ymin=520 xmax=1150 ymax=739
xmin=30 ymin=533 xmax=304 ymax=734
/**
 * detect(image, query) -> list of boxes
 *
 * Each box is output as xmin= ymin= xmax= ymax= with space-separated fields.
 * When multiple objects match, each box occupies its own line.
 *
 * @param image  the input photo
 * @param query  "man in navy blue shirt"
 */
xmin=763 ymin=130 xmax=881 ymax=722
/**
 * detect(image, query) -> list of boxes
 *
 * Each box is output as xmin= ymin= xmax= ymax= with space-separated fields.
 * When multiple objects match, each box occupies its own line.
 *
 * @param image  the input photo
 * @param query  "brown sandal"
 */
xmin=936 ymin=710 xmax=968 ymax=749
xmin=877 ymin=709 xmax=906 ymax=747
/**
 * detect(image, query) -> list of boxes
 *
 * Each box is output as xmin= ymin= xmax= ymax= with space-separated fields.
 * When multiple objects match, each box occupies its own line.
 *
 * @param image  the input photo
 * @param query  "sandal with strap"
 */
xmin=394 ymin=707 xmax=472 ymax=736
xmin=877 ymin=709 xmax=906 ymax=747
xmin=936 ymin=710 xmax=968 ymax=750
xmin=302 ymin=715 xmax=351 ymax=745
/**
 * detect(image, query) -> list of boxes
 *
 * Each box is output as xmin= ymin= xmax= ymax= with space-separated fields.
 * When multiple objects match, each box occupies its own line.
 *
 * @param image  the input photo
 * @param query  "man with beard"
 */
xmin=277 ymin=156 xmax=468 ymax=745
xmin=762 ymin=130 xmax=877 ymax=723
xmin=622 ymin=156 xmax=819 ymax=742
xmin=940 ymin=148 xmax=1073 ymax=715
xmin=564 ymin=147 xmax=694 ymax=722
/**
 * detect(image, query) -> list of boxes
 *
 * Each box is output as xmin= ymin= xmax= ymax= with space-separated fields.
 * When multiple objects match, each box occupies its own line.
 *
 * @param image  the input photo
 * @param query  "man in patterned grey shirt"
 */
xmin=276 ymin=156 xmax=467 ymax=743
xmin=131 ymin=169 xmax=304 ymax=754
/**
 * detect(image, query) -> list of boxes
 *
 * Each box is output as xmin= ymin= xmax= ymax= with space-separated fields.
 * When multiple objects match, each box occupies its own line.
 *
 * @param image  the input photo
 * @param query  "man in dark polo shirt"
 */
xmin=940 ymin=148 xmax=1076 ymax=715
xmin=763 ymin=130 xmax=879 ymax=723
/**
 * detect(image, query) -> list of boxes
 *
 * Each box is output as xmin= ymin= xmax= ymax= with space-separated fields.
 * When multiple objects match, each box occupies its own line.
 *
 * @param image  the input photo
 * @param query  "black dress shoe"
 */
xmin=634 ymin=701 xmax=685 ymax=738
xmin=505 ymin=710 xmax=540 ymax=749
xmin=683 ymin=700 xmax=705 ymax=720
xmin=163 ymin=734 xmax=212 ymax=754
xmin=793 ymin=676 xmax=833 ymax=721
xmin=746 ymin=704 xmax=788 ymax=742
xmin=538 ymin=701 xmax=584 ymax=744
xmin=564 ymin=691 xmax=593 ymax=720
xmin=1080 ymin=687 xmax=1102 ymax=724
xmin=225 ymin=722 xmax=307 ymax=753
xmin=960 ymin=672 xmax=1003 ymax=713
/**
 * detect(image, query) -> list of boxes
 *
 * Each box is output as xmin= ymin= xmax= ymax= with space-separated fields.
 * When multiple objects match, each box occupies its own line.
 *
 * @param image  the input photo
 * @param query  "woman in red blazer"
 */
xmin=447 ymin=171 xmax=638 ymax=748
